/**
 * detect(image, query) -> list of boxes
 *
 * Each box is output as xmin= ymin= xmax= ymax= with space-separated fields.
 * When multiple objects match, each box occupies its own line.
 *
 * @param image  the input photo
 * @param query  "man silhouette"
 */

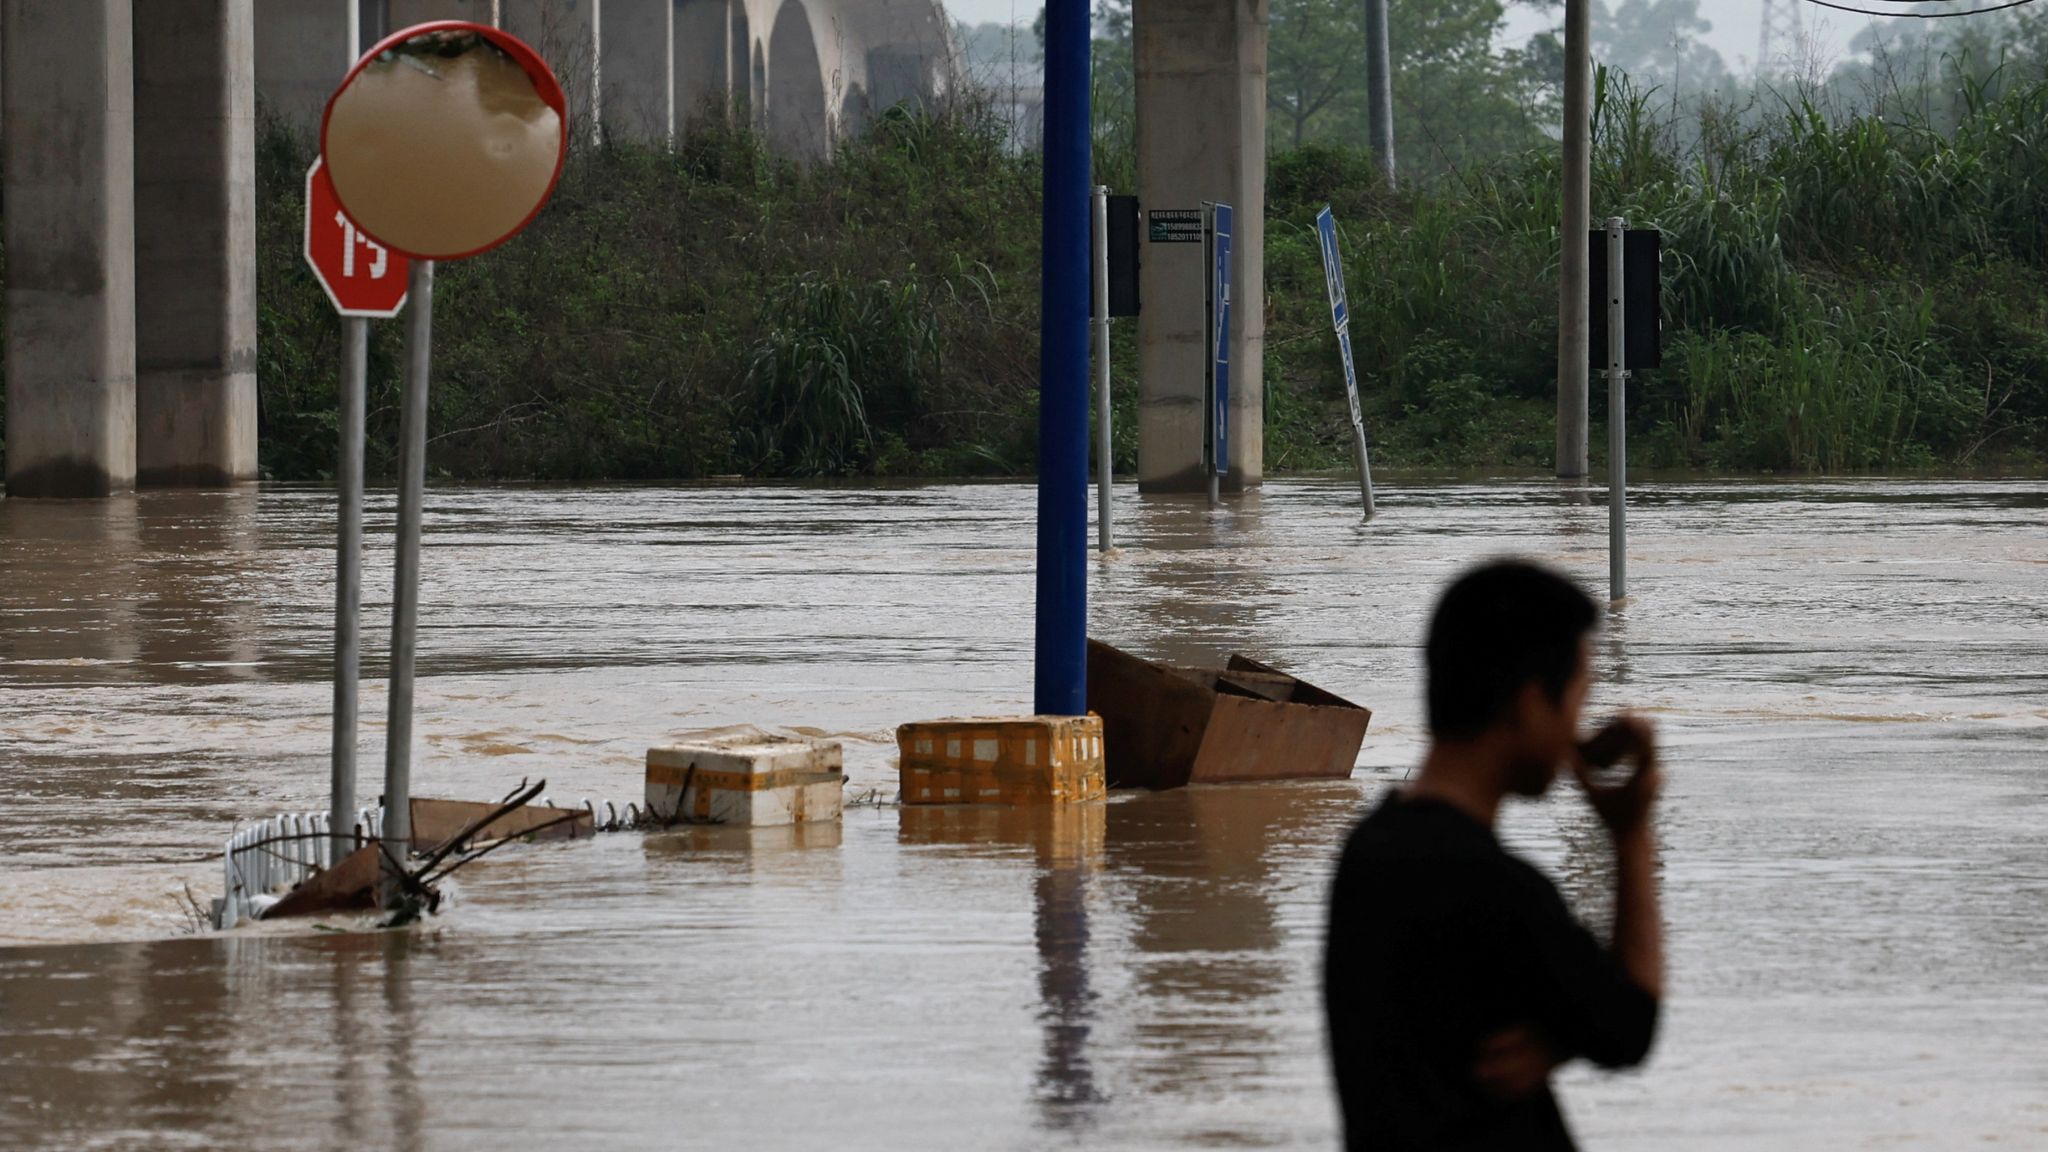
xmin=1325 ymin=560 xmax=1663 ymax=1150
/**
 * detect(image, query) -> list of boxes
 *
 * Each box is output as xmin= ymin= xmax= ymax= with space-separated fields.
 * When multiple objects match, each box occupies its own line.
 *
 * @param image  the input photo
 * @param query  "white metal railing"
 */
xmin=213 ymin=796 xmax=658 ymax=929
xmin=215 ymin=807 xmax=383 ymax=929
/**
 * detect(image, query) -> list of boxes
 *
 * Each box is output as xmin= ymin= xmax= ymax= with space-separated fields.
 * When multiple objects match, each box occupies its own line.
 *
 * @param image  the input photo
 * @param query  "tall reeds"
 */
xmin=1261 ymin=63 xmax=2048 ymax=472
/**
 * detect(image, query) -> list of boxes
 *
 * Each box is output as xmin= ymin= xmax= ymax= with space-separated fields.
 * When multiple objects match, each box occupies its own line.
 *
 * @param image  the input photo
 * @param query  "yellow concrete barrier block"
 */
xmin=896 ymin=715 xmax=1106 ymax=806
xmin=647 ymin=732 xmax=844 ymax=827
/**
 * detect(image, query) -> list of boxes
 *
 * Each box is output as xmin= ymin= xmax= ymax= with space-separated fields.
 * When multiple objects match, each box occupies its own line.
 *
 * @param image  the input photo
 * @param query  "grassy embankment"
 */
xmin=245 ymin=73 xmax=2048 ymax=482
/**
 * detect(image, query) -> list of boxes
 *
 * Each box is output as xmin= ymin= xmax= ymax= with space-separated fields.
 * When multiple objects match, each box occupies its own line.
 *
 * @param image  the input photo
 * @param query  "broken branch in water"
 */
xmin=409 ymin=777 xmax=547 ymax=879
xmin=415 ymin=809 xmax=585 ymax=889
xmin=177 ymin=883 xmax=212 ymax=935
xmin=652 ymin=764 xmax=730 ymax=827
xmin=375 ymin=837 xmax=443 ymax=928
xmin=376 ymin=778 xmax=559 ymax=927
xmin=233 ymin=780 xmax=601 ymax=927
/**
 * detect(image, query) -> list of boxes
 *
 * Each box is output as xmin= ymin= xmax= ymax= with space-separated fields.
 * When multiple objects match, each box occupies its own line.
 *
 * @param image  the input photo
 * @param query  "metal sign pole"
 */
xmin=1606 ymin=217 xmax=1628 ymax=601
xmin=331 ymin=318 xmax=366 ymax=864
xmin=320 ymin=19 xmax=562 ymax=915
xmin=1204 ymin=202 xmax=1219 ymax=510
xmin=1315 ymin=208 xmax=1376 ymax=520
xmin=381 ymin=259 xmax=434 ymax=906
xmin=1203 ymin=203 xmax=1233 ymax=511
xmin=1345 ymin=344 xmax=1377 ymax=520
xmin=1093 ymin=186 xmax=1114 ymax=551
xmin=332 ymin=0 xmax=365 ymax=870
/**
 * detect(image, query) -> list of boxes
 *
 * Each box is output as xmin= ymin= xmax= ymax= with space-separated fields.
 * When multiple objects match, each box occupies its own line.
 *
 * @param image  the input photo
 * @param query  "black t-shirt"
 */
xmin=1324 ymin=794 xmax=1659 ymax=1151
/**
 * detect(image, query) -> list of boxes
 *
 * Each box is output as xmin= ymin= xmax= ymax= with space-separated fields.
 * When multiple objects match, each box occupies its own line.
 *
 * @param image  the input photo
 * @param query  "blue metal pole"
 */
xmin=1034 ymin=0 xmax=1092 ymax=716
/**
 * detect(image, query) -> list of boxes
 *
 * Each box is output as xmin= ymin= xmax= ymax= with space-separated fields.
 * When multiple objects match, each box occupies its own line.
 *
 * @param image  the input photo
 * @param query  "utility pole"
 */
xmin=1557 ymin=0 xmax=1591 ymax=479
xmin=1364 ymin=0 xmax=1395 ymax=188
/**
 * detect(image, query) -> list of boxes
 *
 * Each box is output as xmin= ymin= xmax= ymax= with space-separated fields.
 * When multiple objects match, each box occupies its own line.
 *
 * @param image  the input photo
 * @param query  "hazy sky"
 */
xmin=940 ymin=0 xmax=1877 ymax=78
xmin=1495 ymin=0 xmax=1868 ymax=75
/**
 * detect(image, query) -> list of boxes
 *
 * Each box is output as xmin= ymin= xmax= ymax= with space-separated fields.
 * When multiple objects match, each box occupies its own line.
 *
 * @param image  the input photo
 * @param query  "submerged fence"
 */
xmin=216 ymin=808 xmax=383 ymax=929
xmin=214 ymin=796 xmax=656 ymax=929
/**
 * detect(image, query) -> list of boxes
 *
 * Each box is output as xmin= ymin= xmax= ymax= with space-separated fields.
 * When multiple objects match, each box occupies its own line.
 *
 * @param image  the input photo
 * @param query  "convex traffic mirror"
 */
xmin=322 ymin=22 xmax=568 ymax=260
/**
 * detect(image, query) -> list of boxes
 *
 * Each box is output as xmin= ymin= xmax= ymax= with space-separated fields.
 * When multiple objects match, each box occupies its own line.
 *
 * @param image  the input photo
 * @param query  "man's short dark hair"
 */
xmin=1425 ymin=560 xmax=1599 ymax=740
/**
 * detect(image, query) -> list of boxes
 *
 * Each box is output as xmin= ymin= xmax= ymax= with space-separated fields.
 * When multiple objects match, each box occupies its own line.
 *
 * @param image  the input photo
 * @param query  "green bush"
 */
xmin=253 ymin=97 xmax=1040 ymax=481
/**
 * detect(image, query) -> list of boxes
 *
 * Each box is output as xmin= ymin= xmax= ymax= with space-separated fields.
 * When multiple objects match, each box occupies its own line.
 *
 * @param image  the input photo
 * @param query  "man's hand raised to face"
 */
xmin=1572 ymin=715 xmax=1661 ymax=842
xmin=1573 ymin=713 xmax=1665 ymax=1000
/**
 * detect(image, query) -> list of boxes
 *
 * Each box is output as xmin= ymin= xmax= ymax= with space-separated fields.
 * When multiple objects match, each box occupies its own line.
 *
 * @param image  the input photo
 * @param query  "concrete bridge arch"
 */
xmin=3 ymin=0 xmax=1264 ymax=497
xmin=766 ymin=0 xmax=831 ymax=159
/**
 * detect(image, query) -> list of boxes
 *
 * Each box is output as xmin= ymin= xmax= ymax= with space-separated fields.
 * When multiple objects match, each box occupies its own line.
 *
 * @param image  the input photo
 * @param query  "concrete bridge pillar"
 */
xmin=766 ymin=0 xmax=829 ymax=159
xmin=731 ymin=0 xmax=757 ymax=123
xmin=748 ymin=26 xmax=767 ymax=129
xmin=1133 ymin=0 xmax=1266 ymax=492
xmin=503 ymin=0 xmax=602 ymax=146
xmin=602 ymin=0 xmax=674 ymax=140
xmin=389 ymin=0 xmax=498 ymax=28
xmin=674 ymin=0 xmax=730 ymax=129
xmin=133 ymin=0 xmax=259 ymax=487
xmin=254 ymin=1 xmax=360 ymax=130
xmin=2 ymin=0 xmax=138 ymax=498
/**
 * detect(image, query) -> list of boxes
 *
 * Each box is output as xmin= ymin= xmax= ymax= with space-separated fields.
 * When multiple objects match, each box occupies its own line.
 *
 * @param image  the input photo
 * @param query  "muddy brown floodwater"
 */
xmin=1 ymin=478 xmax=2045 ymax=1150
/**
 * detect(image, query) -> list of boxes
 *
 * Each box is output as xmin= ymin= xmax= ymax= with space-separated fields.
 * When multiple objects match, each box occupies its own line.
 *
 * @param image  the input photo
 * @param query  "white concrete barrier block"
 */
xmin=647 ymin=730 xmax=844 ymax=827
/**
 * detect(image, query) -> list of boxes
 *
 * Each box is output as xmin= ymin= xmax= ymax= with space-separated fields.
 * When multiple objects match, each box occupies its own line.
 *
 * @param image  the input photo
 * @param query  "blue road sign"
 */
xmin=1316 ymin=206 xmax=1349 ymax=334
xmin=1315 ymin=205 xmax=1378 ymax=516
xmin=1210 ymin=203 xmax=1233 ymax=478
xmin=1316 ymin=206 xmax=1366 ymax=432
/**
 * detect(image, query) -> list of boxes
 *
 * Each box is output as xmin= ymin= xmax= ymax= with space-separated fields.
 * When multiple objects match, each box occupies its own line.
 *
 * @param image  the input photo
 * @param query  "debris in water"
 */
xmin=1086 ymin=639 xmax=1372 ymax=790
xmin=228 ymin=779 xmax=592 ymax=926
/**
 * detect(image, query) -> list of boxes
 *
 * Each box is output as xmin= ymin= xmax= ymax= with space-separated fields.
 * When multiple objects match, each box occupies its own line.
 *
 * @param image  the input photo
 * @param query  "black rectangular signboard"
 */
xmin=1107 ymin=195 xmax=1140 ymax=318
xmin=1148 ymin=209 xmax=1202 ymax=244
xmin=1588 ymin=228 xmax=1662 ymax=370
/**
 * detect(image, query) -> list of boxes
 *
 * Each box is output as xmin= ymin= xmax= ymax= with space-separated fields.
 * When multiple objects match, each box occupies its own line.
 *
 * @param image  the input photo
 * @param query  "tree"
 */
xmin=1380 ymin=0 xmax=1550 ymax=175
xmin=1596 ymin=0 xmax=1728 ymax=96
xmin=1092 ymin=0 xmax=1136 ymax=187
xmin=1828 ymin=7 xmax=2048 ymax=126
xmin=1269 ymin=0 xmax=1366 ymax=147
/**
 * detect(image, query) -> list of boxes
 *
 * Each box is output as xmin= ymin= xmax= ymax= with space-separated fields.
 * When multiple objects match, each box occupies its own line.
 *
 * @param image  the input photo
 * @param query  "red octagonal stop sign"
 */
xmin=304 ymin=157 xmax=410 ymax=318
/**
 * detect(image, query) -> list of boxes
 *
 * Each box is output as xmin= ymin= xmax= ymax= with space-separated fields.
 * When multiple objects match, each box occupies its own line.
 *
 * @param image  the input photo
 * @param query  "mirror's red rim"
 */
xmin=318 ymin=20 xmax=569 ymax=262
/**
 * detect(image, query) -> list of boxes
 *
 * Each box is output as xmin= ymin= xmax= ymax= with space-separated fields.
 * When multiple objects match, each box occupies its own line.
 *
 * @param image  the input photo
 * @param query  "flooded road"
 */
xmin=1 ymin=477 xmax=2045 ymax=1149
